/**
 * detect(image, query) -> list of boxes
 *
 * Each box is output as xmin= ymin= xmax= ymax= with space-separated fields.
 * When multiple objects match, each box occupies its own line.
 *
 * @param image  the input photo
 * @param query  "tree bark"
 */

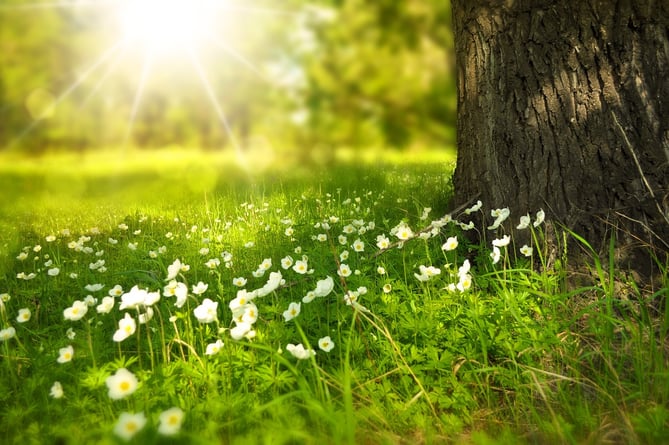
xmin=451 ymin=0 xmax=669 ymax=270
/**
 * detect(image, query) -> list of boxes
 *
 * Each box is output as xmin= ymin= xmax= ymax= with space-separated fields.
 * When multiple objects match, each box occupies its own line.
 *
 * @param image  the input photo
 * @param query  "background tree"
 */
xmin=450 ymin=0 xmax=669 ymax=270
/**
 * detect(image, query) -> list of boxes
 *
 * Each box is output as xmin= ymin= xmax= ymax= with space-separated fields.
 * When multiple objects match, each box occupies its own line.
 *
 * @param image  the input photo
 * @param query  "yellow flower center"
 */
xmin=120 ymin=381 xmax=130 ymax=391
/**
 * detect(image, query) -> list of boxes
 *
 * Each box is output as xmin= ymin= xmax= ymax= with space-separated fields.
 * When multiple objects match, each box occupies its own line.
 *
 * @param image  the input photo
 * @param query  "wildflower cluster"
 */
xmin=0 ymin=185 xmax=548 ymax=441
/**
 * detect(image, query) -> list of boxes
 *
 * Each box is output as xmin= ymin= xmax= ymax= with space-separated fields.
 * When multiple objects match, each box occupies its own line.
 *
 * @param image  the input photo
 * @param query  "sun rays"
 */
xmin=1 ymin=0 xmax=298 ymax=160
xmin=118 ymin=0 xmax=215 ymax=56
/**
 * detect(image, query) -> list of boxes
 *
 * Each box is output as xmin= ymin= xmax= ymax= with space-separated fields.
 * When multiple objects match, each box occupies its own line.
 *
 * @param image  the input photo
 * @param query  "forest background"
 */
xmin=0 ymin=0 xmax=455 ymax=159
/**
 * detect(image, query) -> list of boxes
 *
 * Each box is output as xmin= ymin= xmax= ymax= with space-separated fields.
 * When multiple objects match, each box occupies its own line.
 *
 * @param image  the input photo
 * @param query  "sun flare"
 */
xmin=119 ymin=0 xmax=216 ymax=55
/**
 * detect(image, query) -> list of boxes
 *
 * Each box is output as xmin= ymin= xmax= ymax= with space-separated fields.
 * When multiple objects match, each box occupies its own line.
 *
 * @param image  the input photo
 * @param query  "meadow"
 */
xmin=0 ymin=148 xmax=667 ymax=444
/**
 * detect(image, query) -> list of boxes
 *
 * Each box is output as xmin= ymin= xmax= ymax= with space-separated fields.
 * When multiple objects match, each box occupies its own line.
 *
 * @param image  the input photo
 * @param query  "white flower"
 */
xmin=258 ymin=258 xmax=272 ymax=270
xmin=281 ymin=256 xmax=294 ymax=269
xmin=393 ymin=223 xmax=414 ymax=241
xmin=534 ymin=209 xmax=545 ymax=227
xmin=57 ymin=345 xmax=74 ymax=363
xmin=84 ymin=283 xmax=104 ymax=292
xmin=302 ymin=291 xmax=316 ymax=303
xmin=83 ymin=295 xmax=97 ymax=307
xmin=106 ymin=368 xmax=139 ymax=400
xmin=113 ymin=313 xmax=136 ymax=342
xmin=158 ymin=407 xmax=184 ymax=436
xmin=352 ymin=239 xmax=365 ymax=252
xmin=282 ymin=302 xmax=301 ymax=322
xmin=520 ymin=245 xmax=533 ymax=257
xmin=313 ymin=276 xmax=335 ymax=297
xmin=337 ymin=264 xmax=352 ymax=278
xmin=414 ymin=265 xmax=441 ymax=282
xmin=229 ymin=321 xmax=253 ymax=340
xmin=344 ymin=290 xmax=358 ymax=306
xmin=138 ymin=307 xmax=154 ymax=324
xmin=192 ymin=281 xmax=208 ymax=295
xmin=205 ymin=340 xmax=224 ymax=356
xmin=241 ymin=303 xmax=258 ymax=324
xmin=229 ymin=290 xmax=254 ymax=312
xmin=490 ymin=246 xmax=501 ymax=264
xmin=517 ymin=214 xmax=531 ymax=230
xmin=292 ymin=260 xmax=308 ymax=275
xmin=113 ymin=412 xmax=146 ymax=441
xmin=166 ymin=259 xmax=184 ymax=281
xmin=127 ymin=242 xmax=138 ymax=251
xmin=205 ymin=258 xmax=220 ymax=269
xmin=47 ymin=267 xmax=60 ymax=277
xmin=163 ymin=280 xmax=188 ymax=308
xmin=286 ymin=343 xmax=315 ymax=360
xmin=109 ymin=285 xmax=124 ymax=297
xmin=66 ymin=327 xmax=76 ymax=340
xmin=96 ymin=296 xmax=115 ymax=314
xmin=63 ymin=300 xmax=88 ymax=321
xmin=383 ymin=284 xmax=392 ymax=293
xmin=442 ymin=236 xmax=459 ymax=251
xmin=16 ymin=308 xmax=31 ymax=323
xmin=232 ymin=277 xmax=247 ymax=287
xmin=464 ymin=200 xmax=483 ymax=214
xmin=194 ymin=298 xmax=218 ymax=323
xmin=318 ymin=336 xmax=335 ymax=352
xmin=492 ymin=235 xmax=511 ymax=247
xmin=376 ymin=234 xmax=390 ymax=250
xmin=17 ymin=272 xmax=37 ymax=280
xmin=457 ymin=274 xmax=473 ymax=292
xmin=488 ymin=208 xmax=511 ymax=230
xmin=50 ymin=381 xmax=64 ymax=399
xmin=256 ymin=271 xmax=283 ymax=297
xmin=118 ymin=286 xmax=149 ymax=310
xmin=0 ymin=326 xmax=16 ymax=341
xmin=458 ymin=260 xmax=471 ymax=278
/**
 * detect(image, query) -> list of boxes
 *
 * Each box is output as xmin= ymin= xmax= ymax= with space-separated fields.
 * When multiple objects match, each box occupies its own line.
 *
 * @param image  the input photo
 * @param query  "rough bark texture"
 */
xmin=451 ymin=0 xmax=669 ymax=269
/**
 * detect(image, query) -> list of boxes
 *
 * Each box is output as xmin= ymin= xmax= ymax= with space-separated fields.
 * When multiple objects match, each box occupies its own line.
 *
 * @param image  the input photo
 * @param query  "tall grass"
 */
xmin=0 ymin=148 xmax=666 ymax=444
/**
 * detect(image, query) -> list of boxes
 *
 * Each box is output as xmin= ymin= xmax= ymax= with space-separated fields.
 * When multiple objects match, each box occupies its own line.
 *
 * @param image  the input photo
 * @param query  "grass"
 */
xmin=0 ymin=148 xmax=667 ymax=444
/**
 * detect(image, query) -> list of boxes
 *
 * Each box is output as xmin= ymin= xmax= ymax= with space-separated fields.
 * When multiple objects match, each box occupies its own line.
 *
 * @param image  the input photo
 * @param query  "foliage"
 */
xmin=0 ymin=150 xmax=667 ymax=444
xmin=0 ymin=0 xmax=454 ymax=153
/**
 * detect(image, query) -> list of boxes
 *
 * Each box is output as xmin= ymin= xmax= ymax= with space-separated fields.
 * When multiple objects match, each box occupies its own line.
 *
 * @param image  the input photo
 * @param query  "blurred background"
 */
xmin=0 ymin=0 xmax=455 ymax=162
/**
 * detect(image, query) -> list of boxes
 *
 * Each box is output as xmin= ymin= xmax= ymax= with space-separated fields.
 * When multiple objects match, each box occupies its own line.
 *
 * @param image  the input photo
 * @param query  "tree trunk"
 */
xmin=451 ymin=0 xmax=669 ymax=271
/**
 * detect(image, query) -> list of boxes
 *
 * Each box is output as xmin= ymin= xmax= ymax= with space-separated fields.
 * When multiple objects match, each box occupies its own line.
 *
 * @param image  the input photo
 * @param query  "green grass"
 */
xmin=0 ymin=148 xmax=667 ymax=444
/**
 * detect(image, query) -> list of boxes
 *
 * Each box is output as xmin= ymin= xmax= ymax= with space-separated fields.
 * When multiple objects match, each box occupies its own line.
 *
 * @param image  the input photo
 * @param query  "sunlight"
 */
xmin=118 ymin=0 xmax=215 ymax=56
xmin=2 ymin=0 xmax=300 ymax=151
